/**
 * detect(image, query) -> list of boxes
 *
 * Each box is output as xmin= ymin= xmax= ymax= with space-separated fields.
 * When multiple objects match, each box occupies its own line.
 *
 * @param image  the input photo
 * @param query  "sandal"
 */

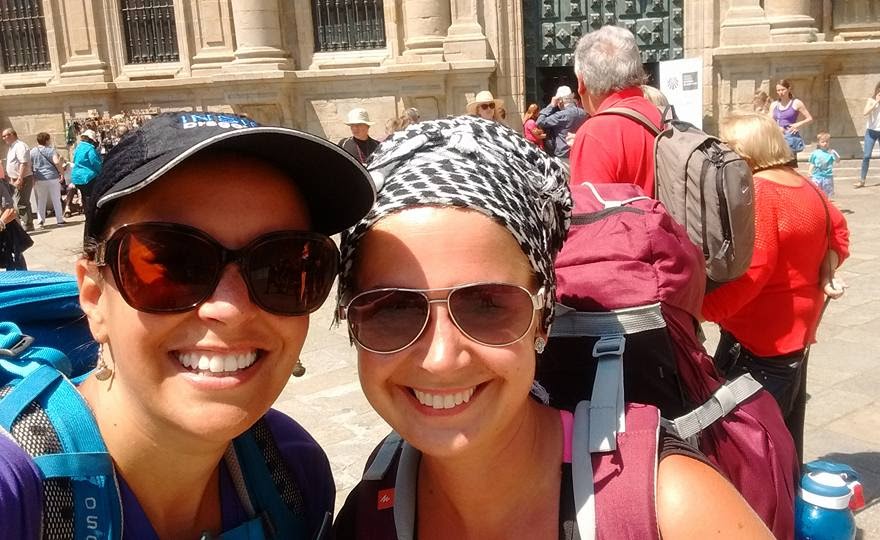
xmin=853 ymin=180 xmax=866 ymax=188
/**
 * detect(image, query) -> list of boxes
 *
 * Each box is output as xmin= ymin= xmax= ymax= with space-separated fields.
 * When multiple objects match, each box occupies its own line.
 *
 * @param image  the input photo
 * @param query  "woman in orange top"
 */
xmin=702 ymin=113 xmax=849 ymax=462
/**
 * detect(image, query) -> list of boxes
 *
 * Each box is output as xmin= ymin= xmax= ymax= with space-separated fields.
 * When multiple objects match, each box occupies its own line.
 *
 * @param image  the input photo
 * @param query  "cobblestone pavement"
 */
xmin=17 ymin=160 xmax=880 ymax=536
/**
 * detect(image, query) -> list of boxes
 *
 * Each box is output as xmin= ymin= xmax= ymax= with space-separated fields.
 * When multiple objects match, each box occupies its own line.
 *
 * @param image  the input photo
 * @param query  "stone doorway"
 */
xmin=522 ymin=0 xmax=684 ymax=107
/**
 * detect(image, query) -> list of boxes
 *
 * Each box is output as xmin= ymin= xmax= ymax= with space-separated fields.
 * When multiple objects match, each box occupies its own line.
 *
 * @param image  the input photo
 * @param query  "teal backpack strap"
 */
xmin=224 ymin=419 xmax=310 ymax=539
xmin=0 ymin=321 xmax=123 ymax=539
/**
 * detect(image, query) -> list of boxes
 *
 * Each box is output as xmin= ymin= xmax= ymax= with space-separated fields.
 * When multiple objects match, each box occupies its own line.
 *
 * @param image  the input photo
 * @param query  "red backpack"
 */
xmin=537 ymin=182 xmax=798 ymax=539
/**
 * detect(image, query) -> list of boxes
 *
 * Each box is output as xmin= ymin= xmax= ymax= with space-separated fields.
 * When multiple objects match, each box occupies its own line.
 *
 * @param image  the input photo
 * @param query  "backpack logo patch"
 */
xmin=377 ymin=488 xmax=395 ymax=510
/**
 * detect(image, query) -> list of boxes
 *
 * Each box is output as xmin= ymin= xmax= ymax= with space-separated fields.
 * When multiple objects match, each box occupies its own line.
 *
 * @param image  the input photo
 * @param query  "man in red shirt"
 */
xmin=569 ymin=26 xmax=662 ymax=196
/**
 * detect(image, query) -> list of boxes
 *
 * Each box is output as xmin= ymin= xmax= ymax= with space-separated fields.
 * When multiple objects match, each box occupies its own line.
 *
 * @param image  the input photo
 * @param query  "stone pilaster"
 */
xmin=189 ymin=0 xmax=236 ymax=72
xmin=719 ymin=0 xmax=770 ymax=46
xmin=443 ymin=0 xmax=489 ymax=60
xmin=764 ymin=0 xmax=818 ymax=43
xmin=401 ymin=0 xmax=450 ymax=60
xmin=227 ymin=0 xmax=291 ymax=70
xmin=55 ymin=0 xmax=110 ymax=82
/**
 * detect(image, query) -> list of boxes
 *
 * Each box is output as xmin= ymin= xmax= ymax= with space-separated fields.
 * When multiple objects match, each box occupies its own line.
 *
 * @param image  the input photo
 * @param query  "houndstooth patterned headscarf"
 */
xmin=337 ymin=115 xmax=572 ymax=328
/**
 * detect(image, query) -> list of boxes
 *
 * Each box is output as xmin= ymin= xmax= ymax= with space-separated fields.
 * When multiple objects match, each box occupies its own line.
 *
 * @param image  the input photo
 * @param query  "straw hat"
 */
xmin=466 ymin=90 xmax=505 ymax=115
xmin=344 ymin=108 xmax=374 ymax=126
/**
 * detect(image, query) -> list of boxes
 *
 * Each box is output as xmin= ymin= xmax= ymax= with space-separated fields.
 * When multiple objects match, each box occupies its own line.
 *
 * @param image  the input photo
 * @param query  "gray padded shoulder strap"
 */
xmin=393 ymin=443 xmax=420 ymax=540
xmin=363 ymin=431 xmax=404 ymax=481
xmin=594 ymin=107 xmax=663 ymax=136
xmin=661 ymin=374 xmax=764 ymax=440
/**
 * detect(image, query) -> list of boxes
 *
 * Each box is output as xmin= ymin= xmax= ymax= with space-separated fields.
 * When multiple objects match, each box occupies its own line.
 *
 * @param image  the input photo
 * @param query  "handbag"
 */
xmin=6 ymin=218 xmax=34 ymax=252
xmin=784 ymin=131 xmax=805 ymax=153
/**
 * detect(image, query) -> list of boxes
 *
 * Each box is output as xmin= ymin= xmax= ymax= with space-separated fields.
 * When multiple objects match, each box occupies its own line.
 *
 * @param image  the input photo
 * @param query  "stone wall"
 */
xmin=0 ymin=0 xmax=513 ymax=150
xmin=694 ymin=0 xmax=880 ymax=156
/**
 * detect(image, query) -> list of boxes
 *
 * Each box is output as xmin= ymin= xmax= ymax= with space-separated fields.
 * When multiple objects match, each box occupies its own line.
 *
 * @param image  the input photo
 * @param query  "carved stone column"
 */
xmin=443 ymin=0 xmax=489 ymax=60
xmin=56 ymin=0 xmax=110 ymax=81
xmin=719 ymin=0 xmax=770 ymax=46
xmin=228 ymin=0 xmax=290 ymax=69
xmin=402 ymin=0 xmax=450 ymax=60
xmin=764 ymin=0 xmax=818 ymax=42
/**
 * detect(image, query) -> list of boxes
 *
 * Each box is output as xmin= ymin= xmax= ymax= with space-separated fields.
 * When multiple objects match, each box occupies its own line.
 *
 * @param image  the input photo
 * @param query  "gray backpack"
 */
xmin=596 ymin=107 xmax=755 ymax=287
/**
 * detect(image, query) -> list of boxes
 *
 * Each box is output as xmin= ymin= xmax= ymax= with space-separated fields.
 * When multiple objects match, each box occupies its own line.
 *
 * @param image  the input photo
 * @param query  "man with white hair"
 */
xmin=537 ymin=85 xmax=587 ymax=161
xmin=569 ymin=25 xmax=663 ymax=196
xmin=2 ymin=128 xmax=34 ymax=231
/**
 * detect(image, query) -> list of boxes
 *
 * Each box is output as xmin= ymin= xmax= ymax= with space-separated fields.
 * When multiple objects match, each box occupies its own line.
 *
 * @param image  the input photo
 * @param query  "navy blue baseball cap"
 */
xmin=85 ymin=112 xmax=376 ymax=238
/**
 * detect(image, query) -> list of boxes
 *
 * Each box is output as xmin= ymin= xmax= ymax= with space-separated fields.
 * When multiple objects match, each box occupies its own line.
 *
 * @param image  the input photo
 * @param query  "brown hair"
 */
xmin=873 ymin=81 xmax=880 ymax=97
xmin=522 ymin=103 xmax=539 ymax=124
xmin=36 ymin=132 xmax=51 ymax=145
xmin=777 ymin=79 xmax=793 ymax=99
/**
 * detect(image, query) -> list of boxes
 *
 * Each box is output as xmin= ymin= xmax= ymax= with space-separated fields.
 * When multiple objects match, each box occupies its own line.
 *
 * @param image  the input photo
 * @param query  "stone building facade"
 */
xmin=0 ymin=0 xmax=512 ymax=148
xmin=690 ymin=0 xmax=880 ymax=156
xmin=0 ymin=1 xmax=878 ymax=157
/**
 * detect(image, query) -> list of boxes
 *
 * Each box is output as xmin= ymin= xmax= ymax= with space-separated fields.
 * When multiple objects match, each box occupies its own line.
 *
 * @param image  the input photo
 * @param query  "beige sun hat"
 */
xmin=344 ymin=108 xmax=374 ymax=126
xmin=466 ymin=90 xmax=505 ymax=115
xmin=81 ymin=129 xmax=98 ymax=141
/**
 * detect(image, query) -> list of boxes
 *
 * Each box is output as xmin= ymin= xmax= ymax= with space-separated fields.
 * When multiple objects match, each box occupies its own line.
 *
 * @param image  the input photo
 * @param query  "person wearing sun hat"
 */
xmin=466 ymin=89 xmax=505 ymax=122
xmin=537 ymin=84 xmax=587 ymax=161
xmin=0 ymin=111 xmax=376 ymax=539
xmin=339 ymin=107 xmax=380 ymax=164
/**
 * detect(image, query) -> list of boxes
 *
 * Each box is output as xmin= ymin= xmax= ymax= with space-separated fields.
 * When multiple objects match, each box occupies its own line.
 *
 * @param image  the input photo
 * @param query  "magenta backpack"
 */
xmin=537 ymin=182 xmax=798 ymax=539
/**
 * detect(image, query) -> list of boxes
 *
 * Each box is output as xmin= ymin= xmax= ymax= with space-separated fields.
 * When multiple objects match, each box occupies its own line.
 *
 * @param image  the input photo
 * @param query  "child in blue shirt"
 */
xmin=808 ymin=132 xmax=839 ymax=198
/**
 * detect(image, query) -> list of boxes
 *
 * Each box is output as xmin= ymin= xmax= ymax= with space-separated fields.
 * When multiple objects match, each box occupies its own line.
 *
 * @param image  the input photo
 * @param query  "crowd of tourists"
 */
xmin=0 ymin=23 xmax=867 ymax=540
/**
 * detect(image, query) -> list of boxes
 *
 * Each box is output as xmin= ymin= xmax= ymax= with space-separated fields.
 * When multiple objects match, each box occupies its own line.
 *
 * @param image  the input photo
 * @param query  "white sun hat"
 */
xmin=345 ymin=108 xmax=374 ymax=126
xmin=555 ymin=85 xmax=573 ymax=99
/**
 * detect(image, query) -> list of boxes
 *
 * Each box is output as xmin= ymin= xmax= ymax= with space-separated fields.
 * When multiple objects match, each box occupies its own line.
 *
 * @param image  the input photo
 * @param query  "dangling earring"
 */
xmin=292 ymin=359 xmax=306 ymax=378
xmin=534 ymin=336 xmax=546 ymax=354
xmin=94 ymin=345 xmax=113 ymax=381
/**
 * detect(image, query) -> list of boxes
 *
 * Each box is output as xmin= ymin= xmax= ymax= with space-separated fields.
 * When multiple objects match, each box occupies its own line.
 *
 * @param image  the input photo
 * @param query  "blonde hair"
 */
xmin=522 ymin=103 xmax=539 ymax=124
xmin=817 ymin=131 xmax=831 ymax=142
xmin=641 ymin=85 xmax=669 ymax=108
xmin=720 ymin=112 xmax=793 ymax=171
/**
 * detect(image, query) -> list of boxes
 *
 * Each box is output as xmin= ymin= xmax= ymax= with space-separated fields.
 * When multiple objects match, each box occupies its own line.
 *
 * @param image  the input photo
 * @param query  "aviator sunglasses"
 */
xmin=479 ymin=103 xmax=496 ymax=110
xmin=94 ymin=222 xmax=339 ymax=315
xmin=340 ymin=283 xmax=545 ymax=354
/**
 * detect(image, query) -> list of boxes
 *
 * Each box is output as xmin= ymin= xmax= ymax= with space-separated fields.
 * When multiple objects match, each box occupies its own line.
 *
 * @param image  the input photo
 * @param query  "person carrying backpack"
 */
xmin=0 ymin=112 xmax=376 ymax=539
xmin=331 ymin=116 xmax=772 ymax=539
xmin=568 ymin=25 xmax=661 ymax=194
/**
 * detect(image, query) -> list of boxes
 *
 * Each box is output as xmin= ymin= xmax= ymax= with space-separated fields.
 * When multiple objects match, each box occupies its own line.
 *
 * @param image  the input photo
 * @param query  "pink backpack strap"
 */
xmin=572 ymin=403 xmax=661 ymax=540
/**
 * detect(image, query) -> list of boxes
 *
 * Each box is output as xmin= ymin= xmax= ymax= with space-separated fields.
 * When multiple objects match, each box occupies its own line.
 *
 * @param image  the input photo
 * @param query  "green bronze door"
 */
xmin=523 ymin=0 xmax=684 ymax=106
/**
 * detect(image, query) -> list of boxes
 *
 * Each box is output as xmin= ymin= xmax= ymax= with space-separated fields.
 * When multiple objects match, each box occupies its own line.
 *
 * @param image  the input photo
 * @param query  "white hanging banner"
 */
xmin=658 ymin=57 xmax=704 ymax=130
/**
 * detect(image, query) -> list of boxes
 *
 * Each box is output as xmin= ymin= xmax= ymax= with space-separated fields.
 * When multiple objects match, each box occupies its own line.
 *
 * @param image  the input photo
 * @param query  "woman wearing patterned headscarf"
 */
xmin=332 ymin=116 xmax=771 ymax=539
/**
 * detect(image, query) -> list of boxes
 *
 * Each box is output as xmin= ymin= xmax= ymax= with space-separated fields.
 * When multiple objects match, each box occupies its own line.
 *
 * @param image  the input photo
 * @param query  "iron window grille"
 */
xmin=313 ymin=0 xmax=386 ymax=52
xmin=0 ymin=0 xmax=51 ymax=73
xmin=120 ymin=0 xmax=179 ymax=64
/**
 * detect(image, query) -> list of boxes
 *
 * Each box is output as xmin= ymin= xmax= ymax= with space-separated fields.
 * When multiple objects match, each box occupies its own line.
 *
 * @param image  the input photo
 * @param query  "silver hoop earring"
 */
xmin=534 ymin=336 xmax=546 ymax=354
xmin=94 ymin=346 xmax=113 ymax=381
xmin=292 ymin=359 xmax=306 ymax=378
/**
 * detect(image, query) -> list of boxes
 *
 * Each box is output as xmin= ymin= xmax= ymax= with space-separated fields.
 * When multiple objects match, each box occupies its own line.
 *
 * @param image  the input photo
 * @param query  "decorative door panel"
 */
xmin=524 ymin=0 xmax=684 ymax=106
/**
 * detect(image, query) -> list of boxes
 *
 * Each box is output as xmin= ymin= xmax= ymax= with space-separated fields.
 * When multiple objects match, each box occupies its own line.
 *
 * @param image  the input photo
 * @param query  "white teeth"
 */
xmin=177 ymin=351 xmax=258 ymax=374
xmin=413 ymin=387 xmax=477 ymax=410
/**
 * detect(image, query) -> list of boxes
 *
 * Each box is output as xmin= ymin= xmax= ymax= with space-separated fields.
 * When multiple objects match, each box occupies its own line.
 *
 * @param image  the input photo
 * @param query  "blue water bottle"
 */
xmin=795 ymin=461 xmax=863 ymax=540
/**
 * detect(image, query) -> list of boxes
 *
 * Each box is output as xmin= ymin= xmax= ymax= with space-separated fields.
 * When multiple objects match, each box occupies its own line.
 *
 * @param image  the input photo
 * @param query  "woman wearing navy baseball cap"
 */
xmin=0 ymin=112 xmax=375 ymax=539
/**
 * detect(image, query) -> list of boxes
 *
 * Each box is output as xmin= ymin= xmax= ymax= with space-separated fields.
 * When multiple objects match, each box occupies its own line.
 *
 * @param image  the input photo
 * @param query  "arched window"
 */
xmin=120 ymin=0 xmax=179 ymax=64
xmin=312 ymin=0 xmax=386 ymax=52
xmin=0 ymin=0 xmax=51 ymax=73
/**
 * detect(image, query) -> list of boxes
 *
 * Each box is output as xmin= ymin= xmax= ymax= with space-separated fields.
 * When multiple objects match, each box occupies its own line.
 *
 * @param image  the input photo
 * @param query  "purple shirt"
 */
xmin=772 ymin=99 xmax=801 ymax=130
xmin=0 ymin=409 xmax=334 ymax=539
